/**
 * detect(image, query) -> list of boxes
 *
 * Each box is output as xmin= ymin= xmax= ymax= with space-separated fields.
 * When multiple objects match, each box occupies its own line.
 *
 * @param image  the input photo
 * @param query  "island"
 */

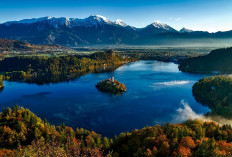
xmin=193 ymin=75 xmax=232 ymax=118
xmin=96 ymin=78 xmax=127 ymax=94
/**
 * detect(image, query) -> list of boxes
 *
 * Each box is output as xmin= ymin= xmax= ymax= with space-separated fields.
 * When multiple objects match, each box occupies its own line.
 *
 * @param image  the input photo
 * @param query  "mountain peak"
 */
xmin=87 ymin=15 xmax=110 ymax=23
xmin=95 ymin=15 xmax=108 ymax=20
xmin=145 ymin=21 xmax=176 ymax=32
xmin=115 ymin=19 xmax=127 ymax=27
xmin=152 ymin=21 xmax=169 ymax=28
xmin=180 ymin=27 xmax=193 ymax=33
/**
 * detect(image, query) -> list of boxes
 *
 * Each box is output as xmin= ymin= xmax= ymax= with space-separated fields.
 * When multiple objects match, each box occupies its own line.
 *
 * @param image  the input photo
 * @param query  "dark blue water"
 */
xmin=0 ymin=61 xmax=209 ymax=137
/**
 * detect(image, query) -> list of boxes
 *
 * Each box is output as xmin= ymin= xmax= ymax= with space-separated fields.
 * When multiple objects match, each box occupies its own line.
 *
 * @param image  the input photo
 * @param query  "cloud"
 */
xmin=155 ymin=80 xmax=193 ymax=86
xmin=173 ymin=100 xmax=232 ymax=126
xmin=174 ymin=100 xmax=203 ymax=123
xmin=151 ymin=80 xmax=193 ymax=91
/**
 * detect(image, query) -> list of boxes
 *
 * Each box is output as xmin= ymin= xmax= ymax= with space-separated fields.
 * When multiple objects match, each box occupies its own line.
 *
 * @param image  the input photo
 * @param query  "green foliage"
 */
xmin=0 ymin=75 xmax=3 ymax=89
xmin=179 ymin=47 xmax=232 ymax=74
xmin=4 ymin=71 xmax=27 ymax=81
xmin=193 ymin=75 xmax=232 ymax=118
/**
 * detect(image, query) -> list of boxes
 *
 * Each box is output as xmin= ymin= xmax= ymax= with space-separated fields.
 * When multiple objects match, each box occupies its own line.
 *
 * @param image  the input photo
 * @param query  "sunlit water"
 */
xmin=0 ymin=61 xmax=209 ymax=137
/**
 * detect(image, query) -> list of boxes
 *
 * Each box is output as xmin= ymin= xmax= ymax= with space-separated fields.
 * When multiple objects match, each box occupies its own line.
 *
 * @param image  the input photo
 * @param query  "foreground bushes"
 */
xmin=0 ymin=105 xmax=111 ymax=156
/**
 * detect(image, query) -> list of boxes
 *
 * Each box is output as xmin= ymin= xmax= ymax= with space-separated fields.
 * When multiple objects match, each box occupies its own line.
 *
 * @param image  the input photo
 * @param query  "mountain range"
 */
xmin=0 ymin=15 xmax=232 ymax=47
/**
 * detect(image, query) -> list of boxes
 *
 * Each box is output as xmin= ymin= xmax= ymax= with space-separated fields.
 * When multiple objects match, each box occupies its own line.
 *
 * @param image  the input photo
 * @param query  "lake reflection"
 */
xmin=0 ymin=60 xmax=209 ymax=137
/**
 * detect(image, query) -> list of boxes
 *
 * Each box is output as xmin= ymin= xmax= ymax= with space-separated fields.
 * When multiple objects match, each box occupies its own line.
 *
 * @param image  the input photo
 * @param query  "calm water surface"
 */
xmin=0 ymin=61 xmax=209 ymax=137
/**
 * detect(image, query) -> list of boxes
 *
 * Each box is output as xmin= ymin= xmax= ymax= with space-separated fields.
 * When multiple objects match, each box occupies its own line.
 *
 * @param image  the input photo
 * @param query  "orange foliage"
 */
xmin=173 ymin=146 xmax=191 ymax=157
xmin=144 ymin=148 xmax=152 ymax=157
xmin=180 ymin=136 xmax=196 ymax=149
xmin=0 ymin=149 xmax=15 ymax=157
xmin=217 ymin=141 xmax=232 ymax=156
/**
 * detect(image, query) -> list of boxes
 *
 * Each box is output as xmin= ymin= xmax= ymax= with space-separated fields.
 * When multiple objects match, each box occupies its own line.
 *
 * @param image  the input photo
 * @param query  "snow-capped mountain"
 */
xmin=114 ymin=19 xmax=127 ymax=27
xmin=3 ymin=15 xmax=124 ymax=28
xmin=151 ymin=21 xmax=176 ymax=31
xmin=180 ymin=27 xmax=193 ymax=33
xmin=71 ymin=15 xmax=113 ymax=27
xmin=0 ymin=15 xmax=232 ymax=46
xmin=141 ymin=21 xmax=177 ymax=35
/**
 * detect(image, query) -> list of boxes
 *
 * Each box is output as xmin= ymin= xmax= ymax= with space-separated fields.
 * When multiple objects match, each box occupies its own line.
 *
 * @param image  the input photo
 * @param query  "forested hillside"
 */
xmin=0 ymin=105 xmax=111 ymax=156
xmin=112 ymin=119 xmax=232 ymax=157
xmin=179 ymin=47 xmax=232 ymax=74
xmin=0 ymin=51 xmax=135 ymax=84
xmin=2 ymin=106 xmax=232 ymax=156
xmin=193 ymin=75 xmax=232 ymax=118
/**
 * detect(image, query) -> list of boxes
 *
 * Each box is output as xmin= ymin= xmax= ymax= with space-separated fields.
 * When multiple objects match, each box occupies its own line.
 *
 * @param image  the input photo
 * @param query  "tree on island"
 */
xmin=96 ymin=78 xmax=127 ymax=94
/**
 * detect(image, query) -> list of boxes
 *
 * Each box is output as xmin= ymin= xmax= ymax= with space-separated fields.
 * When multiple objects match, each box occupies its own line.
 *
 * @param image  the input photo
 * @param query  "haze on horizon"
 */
xmin=0 ymin=0 xmax=232 ymax=33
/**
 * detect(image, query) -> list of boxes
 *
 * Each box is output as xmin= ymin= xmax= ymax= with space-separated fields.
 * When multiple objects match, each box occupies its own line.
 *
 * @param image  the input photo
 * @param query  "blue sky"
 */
xmin=0 ymin=0 xmax=232 ymax=32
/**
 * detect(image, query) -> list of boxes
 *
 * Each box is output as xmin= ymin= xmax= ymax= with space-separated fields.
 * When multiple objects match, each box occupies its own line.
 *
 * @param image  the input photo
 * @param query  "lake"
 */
xmin=0 ymin=60 xmax=210 ymax=137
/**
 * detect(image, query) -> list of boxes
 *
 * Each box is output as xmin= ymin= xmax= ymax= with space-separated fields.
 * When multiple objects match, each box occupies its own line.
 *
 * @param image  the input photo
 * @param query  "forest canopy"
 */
xmin=2 ymin=106 xmax=232 ymax=156
xmin=0 ymin=51 xmax=135 ymax=84
xmin=179 ymin=47 xmax=232 ymax=74
xmin=193 ymin=75 xmax=232 ymax=118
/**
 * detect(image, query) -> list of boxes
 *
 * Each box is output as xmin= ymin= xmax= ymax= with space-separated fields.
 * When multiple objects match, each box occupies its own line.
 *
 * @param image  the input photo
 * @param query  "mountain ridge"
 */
xmin=0 ymin=15 xmax=196 ymax=32
xmin=1 ymin=15 xmax=232 ymax=47
xmin=3 ymin=15 xmax=230 ymax=33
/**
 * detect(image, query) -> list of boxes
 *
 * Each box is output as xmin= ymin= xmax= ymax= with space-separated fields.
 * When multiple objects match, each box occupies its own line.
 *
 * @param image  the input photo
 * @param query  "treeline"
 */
xmin=179 ymin=47 xmax=232 ymax=74
xmin=0 ymin=51 xmax=135 ymax=84
xmin=193 ymin=75 xmax=232 ymax=118
xmin=2 ymin=106 xmax=232 ymax=156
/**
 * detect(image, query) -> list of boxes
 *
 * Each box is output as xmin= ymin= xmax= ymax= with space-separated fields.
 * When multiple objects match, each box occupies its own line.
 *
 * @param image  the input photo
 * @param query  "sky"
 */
xmin=0 ymin=0 xmax=232 ymax=32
